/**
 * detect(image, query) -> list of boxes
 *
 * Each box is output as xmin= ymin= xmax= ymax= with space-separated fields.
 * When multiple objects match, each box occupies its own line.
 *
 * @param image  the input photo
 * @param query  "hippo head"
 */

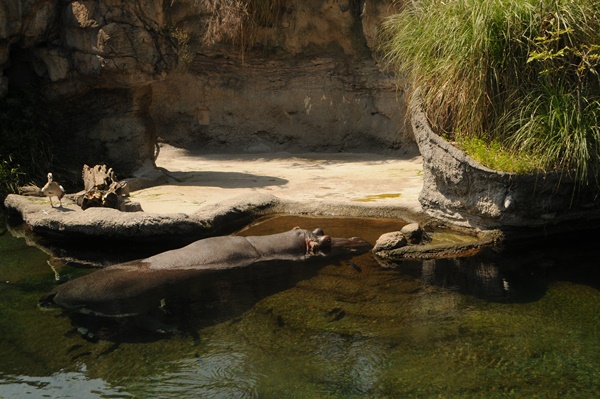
xmin=305 ymin=228 xmax=332 ymax=255
xmin=305 ymin=228 xmax=371 ymax=257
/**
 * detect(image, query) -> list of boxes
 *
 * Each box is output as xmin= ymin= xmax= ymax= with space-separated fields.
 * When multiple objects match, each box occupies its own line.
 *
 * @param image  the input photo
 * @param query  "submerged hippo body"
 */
xmin=39 ymin=228 xmax=371 ymax=319
xmin=143 ymin=228 xmax=332 ymax=270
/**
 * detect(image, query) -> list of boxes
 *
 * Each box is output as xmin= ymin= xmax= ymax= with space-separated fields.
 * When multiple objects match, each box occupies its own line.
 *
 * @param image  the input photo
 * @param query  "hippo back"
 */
xmin=144 ymin=236 xmax=260 ymax=270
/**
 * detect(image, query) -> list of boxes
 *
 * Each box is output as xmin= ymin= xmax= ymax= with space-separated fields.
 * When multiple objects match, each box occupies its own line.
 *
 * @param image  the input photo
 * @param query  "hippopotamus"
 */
xmin=39 ymin=228 xmax=371 ymax=320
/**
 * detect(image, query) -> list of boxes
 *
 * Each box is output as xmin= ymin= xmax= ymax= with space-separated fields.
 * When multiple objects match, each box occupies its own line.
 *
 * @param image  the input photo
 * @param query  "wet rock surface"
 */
xmin=372 ymin=231 xmax=407 ymax=252
xmin=371 ymin=221 xmax=500 ymax=261
xmin=373 ymin=228 xmax=502 ymax=261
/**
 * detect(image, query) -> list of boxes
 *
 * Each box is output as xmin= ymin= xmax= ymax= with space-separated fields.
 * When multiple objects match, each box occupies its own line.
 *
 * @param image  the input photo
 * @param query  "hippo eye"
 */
xmin=313 ymin=228 xmax=325 ymax=236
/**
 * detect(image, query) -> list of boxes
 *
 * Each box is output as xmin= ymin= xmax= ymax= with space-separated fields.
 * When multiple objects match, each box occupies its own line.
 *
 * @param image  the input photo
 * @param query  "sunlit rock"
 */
xmin=401 ymin=222 xmax=425 ymax=244
xmin=373 ymin=231 xmax=407 ymax=252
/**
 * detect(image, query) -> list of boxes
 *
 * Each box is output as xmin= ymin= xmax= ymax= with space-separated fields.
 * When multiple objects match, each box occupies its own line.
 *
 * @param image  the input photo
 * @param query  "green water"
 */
xmin=0 ymin=215 xmax=599 ymax=398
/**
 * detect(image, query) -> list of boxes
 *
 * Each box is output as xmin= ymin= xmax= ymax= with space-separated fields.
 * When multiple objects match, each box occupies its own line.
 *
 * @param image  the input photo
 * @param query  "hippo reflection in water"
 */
xmin=39 ymin=228 xmax=371 ymax=322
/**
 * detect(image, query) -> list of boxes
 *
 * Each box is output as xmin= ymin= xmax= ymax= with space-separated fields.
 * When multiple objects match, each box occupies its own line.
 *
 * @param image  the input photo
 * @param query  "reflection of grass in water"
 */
xmin=5 ymin=276 xmax=600 ymax=398
xmin=0 ymin=235 xmax=84 ymax=376
xmin=377 ymin=282 xmax=600 ymax=398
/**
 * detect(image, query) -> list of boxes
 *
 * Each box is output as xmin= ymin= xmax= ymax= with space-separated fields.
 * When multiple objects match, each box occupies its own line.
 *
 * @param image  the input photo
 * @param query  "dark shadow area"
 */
xmin=158 ymin=143 xmax=422 ymax=164
xmin=7 ymin=223 xmax=192 ymax=268
xmin=4 ymin=45 xmax=38 ymax=90
xmin=163 ymin=170 xmax=288 ymax=188
xmin=378 ymin=231 xmax=600 ymax=304
xmin=52 ymin=206 xmax=76 ymax=213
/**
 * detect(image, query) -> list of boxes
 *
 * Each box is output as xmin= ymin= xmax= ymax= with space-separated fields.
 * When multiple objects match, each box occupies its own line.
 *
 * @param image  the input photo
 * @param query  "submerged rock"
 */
xmin=374 ymin=241 xmax=487 ymax=262
xmin=373 ymin=227 xmax=503 ymax=261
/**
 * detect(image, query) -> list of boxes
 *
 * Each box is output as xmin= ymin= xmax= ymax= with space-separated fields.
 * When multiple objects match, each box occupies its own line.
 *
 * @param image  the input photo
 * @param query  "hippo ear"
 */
xmin=312 ymin=228 xmax=325 ymax=236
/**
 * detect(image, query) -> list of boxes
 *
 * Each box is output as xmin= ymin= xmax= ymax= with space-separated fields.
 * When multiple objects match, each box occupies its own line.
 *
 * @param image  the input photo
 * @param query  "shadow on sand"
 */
xmin=161 ymin=170 xmax=288 ymax=189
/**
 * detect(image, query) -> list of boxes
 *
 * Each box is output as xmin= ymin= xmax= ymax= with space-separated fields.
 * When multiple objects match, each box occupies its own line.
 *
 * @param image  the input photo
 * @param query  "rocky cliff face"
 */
xmin=1 ymin=0 xmax=177 ymax=175
xmin=1 ymin=0 xmax=414 ymax=177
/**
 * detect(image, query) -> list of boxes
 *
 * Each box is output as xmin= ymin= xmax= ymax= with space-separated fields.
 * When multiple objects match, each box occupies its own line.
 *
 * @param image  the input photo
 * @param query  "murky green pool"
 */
xmin=0 ymin=215 xmax=598 ymax=398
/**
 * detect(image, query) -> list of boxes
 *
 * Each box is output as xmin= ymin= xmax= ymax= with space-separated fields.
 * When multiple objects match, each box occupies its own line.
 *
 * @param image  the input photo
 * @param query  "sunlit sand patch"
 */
xmin=352 ymin=193 xmax=402 ymax=202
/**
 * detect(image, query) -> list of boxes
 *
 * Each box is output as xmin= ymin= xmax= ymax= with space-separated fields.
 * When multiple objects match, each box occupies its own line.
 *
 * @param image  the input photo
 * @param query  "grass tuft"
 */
xmin=195 ymin=0 xmax=284 ymax=54
xmin=455 ymin=136 xmax=544 ymax=174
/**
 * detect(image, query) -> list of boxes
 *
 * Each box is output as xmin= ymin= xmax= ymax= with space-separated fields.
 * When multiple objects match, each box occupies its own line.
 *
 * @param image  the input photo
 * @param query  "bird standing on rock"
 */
xmin=41 ymin=173 xmax=65 ymax=208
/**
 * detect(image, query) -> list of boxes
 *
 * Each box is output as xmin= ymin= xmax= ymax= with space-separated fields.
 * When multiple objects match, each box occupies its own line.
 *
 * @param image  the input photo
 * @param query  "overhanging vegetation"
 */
xmin=378 ymin=0 xmax=600 ymax=185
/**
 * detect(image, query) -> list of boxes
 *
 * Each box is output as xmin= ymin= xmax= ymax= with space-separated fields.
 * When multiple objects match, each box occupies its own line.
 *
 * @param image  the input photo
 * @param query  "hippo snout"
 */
xmin=330 ymin=236 xmax=372 ymax=253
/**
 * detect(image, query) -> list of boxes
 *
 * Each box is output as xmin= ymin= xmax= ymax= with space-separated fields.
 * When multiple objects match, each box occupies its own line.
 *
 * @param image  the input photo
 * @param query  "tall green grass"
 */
xmin=0 ymin=157 xmax=24 ymax=200
xmin=378 ymin=0 xmax=600 ymax=185
xmin=0 ymin=89 xmax=59 ymax=200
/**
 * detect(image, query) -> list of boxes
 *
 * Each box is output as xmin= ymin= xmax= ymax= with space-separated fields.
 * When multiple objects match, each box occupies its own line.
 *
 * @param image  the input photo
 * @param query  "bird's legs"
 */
xmin=48 ymin=196 xmax=63 ymax=208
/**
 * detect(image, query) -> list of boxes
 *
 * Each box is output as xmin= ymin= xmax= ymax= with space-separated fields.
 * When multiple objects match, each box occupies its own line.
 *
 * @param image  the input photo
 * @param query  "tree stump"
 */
xmin=82 ymin=164 xmax=115 ymax=192
xmin=77 ymin=164 xmax=142 ymax=212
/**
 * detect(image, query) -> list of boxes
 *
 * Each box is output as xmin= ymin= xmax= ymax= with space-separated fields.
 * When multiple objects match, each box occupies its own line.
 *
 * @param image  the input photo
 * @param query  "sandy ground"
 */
xmin=130 ymin=144 xmax=424 ymax=215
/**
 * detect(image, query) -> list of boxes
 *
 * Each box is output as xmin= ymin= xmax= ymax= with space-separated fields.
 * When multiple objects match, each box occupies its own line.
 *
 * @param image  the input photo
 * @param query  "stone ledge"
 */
xmin=373 ymin=229 xmax=503 ymax=261
xmin=4 ymin=193 xmax=280 ymax=244
xmin=4 ymin=190 xmax=432 ymax=244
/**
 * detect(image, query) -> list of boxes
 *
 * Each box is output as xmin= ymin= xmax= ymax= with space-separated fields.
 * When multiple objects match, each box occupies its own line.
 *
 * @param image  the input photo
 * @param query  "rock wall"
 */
xmin=1 ymin=0 xmax=415 ymax=178
xmin=151 ymin=54 xmax=409 ymax=153
xmin=146 ymin=0 xmax=415 ymax=155
xmin=1 ymin=0 xmax=177 ymax=175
